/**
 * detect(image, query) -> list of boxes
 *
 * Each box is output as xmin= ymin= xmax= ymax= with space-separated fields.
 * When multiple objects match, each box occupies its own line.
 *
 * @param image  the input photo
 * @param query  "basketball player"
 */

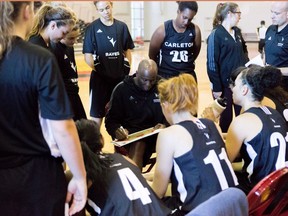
xmin=149 ymin=1 xmax=201 ymax=80
xmin=28 ymin=3 xmax=76 ymax=50
xmin=82 ymin=1 xmax=134 ymax=126
xmin=226 ymin=65 xmax=288 ymax=193
xmin=50 ymin=23 xmax=87 ymax=121
xmin=72 ymin=119 xmax=172 ymax=216
xmin=152 ymin=74 xmax=238 ymax=215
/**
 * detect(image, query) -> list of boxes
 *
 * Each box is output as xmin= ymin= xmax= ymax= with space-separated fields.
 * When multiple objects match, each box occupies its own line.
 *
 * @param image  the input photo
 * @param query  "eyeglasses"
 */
xmin=233 ymin=11 xmax=242 ymax=15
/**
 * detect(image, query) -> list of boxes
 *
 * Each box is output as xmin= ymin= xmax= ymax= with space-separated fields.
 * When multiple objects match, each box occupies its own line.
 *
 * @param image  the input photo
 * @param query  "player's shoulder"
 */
xmin=16 ymin=37 xmax=54 ymax=60
xmin=114 ymin=19 xmax=129 ymax=28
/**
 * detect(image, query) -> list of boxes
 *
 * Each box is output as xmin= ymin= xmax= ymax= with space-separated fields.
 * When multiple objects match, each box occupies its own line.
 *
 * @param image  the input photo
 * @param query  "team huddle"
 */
xmin=0 ymin=1 xmax=288 ymax=216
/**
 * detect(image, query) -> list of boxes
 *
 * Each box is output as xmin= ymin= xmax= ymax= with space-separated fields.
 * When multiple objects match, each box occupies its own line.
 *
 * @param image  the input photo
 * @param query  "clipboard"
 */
xmin=111 ymin=127 xmax=162 ymax=147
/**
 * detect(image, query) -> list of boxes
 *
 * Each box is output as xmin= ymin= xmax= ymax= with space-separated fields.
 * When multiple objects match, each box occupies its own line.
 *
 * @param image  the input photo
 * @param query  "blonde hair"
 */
xmin=158 ymin=74 xmax=198 ymax=115
xmin=28 ymin=4 xmax=76 ymax=38
xmin=0 ymin=2 xmax=30 ymax=59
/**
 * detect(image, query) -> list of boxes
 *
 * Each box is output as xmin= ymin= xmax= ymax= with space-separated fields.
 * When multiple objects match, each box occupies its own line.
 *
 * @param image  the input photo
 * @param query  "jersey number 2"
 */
xmin=170 ymin=50 xmax=188 ymax=62
xmin=118 ymin=168 xmax=152 ymax=205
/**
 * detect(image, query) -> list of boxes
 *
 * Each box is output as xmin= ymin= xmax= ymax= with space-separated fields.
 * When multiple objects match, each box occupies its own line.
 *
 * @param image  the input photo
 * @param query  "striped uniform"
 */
xmin=241 ymin=106 xmax=288 ymax=187
xmin=86 ymin=153 xmax=171 ymax=216
xmin=157 ymin=20 xmax=197 ymax=79
xmin=165 ymin=119 xmax=238 ymax=215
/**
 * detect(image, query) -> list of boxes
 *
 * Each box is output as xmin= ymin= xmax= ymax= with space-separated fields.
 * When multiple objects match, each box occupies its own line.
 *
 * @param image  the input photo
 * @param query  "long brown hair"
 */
xmin=28 ymin=4 xmax=76 ymax=38
xmin=212 ymin=2 xmax=238 ymax=28
xmin=0 ymin=2 xmax=30 ymax=59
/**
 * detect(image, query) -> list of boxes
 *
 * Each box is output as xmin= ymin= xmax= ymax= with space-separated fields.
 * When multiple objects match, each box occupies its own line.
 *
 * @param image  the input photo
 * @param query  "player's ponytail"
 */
xmin=212 ymin=2 xmax=239 ymax=29
xmin=242 ymin=65 xmax=282 ymax=101
xmin=27 ymin=4 xmax=76 ymax=39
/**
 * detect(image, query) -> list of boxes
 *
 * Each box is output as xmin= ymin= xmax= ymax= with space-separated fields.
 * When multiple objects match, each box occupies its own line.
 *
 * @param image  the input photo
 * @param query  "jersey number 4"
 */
xmin=118 ymin=168 xmax=152 ymax=205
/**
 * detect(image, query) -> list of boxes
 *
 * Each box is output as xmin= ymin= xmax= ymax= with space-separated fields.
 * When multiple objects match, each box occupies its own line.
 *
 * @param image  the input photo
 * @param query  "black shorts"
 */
xmin=0 ymin=156 xmax=67 ymax=216
xmin=68 ymin=93 xmax=87 ymax=121
xmin=89 ymin=71 xmax=123 ymax=118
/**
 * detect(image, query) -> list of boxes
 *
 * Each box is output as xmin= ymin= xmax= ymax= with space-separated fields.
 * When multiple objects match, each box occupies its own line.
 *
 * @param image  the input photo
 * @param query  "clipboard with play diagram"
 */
xmin=111 ymin=127 xmax=162 ymax=147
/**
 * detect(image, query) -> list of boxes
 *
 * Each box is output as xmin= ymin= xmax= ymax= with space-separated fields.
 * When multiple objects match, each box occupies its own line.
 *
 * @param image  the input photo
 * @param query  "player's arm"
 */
xmin=192 ymin=23 xmax=202 ymax=60
xmin=225 ymin=116 xmax=247 ymax=162
xmin=124 ymin=49 xmax=132 ymax=65
xmin=149 ymin=24 xmax=165 ymax=62
xmin=50 ymin=119 xmax=87 ymax=215
xmin=152 ymin=129 xmax=174 ymax=198
xmin=84 ymin=53 xmax=95 ymax=71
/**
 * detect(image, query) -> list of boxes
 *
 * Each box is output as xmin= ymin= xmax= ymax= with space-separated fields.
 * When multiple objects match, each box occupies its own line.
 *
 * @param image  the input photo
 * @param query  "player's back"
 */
xmin=86 ymin=153 xmax=171 ymax=216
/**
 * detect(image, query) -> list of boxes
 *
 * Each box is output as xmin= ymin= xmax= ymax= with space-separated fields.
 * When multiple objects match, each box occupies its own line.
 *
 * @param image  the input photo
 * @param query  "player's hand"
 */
xmin=66 ymin=177 xmax=87 ymax=216
xmin=201 ymin=107 xmax=217 ymax=122
xmin=115 ymin=126 xmax=129 ymax=140
xmin=154 ymin=123 xmax=166 ymax=130
xmin=212 ymin=91 xmax=222 ymax=99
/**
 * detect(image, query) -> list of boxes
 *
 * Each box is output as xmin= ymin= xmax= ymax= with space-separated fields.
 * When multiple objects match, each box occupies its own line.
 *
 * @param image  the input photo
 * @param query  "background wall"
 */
xmin=65 ymin=1 xmax=272 ymax=41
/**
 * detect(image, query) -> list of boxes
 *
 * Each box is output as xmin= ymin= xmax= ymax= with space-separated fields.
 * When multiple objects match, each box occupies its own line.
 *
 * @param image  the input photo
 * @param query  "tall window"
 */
xmin=131 ymin=2 xmax=144 ymax=40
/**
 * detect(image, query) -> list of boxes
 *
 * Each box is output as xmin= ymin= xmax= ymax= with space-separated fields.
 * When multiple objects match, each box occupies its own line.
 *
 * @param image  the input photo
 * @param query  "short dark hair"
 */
xmin=177 ymin=1 xmax=198 ymax=13
xmin=260 ymin=20 xmax=265 ymax=25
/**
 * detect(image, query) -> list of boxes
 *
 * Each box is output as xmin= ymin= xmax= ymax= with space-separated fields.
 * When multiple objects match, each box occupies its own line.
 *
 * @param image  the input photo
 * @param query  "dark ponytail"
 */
xmin=243 ymin=65 xmax=282 ymax=101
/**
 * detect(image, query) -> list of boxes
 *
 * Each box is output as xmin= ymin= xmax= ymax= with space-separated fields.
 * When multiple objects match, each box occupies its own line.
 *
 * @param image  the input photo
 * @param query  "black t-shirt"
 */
xmin=83 ymin=19 xmax=135 ymax=79
xmin=50 ymin=42 xmax=79 ymax=94
xmin=0 ymin=37 xmax=73 ymax=168
xmin=28 ymin=34 xmax=50 ymax=50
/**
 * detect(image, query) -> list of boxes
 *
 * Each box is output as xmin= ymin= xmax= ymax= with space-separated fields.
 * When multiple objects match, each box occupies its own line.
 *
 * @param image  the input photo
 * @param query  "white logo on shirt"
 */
xmin=64 ymin=54 xmax=68 ymax=59
xmin=268 ymin=36 xmax=272 ymax=40
xmin=97 ymin=29 xmax=103 ymax=33
xmin=70 ymin=62 xmax=76 ymax=72
xmin=107 ymin=36 xmax=116 ymax=47
xmin=189 ymin=33 xmax=193 ymax=36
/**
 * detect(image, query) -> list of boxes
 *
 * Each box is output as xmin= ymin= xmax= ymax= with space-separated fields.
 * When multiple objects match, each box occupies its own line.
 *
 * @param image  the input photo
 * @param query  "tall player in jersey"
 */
xmin=83 ymin=1 xmax=134 ymax=127
xmin=226 ymin=65 xmax=288 ymax=194
xmin=149 ymin=1 xmax=201 ymax=80
xmin=152 ymin=74 xmax=238 ymax=215
xmin=72 ymin=119 xmax=171 ymax=216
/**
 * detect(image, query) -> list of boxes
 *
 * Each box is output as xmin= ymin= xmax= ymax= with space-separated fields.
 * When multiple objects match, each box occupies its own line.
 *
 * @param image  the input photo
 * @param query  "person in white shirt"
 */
xmin=257 ymin=20 xmax=267 ymax=54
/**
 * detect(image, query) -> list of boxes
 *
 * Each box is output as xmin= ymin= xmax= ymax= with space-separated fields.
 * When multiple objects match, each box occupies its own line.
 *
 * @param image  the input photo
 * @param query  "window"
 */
xmin=131 ymin=2 xmax=144 ymax=41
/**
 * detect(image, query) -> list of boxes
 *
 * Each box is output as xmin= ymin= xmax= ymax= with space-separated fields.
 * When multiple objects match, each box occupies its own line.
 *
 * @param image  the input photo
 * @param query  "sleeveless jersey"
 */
xmin=170 ymin=120 xmax=238 ymax=213
xmin=158 ymin=20 xmax=196 ymax=78
xmin=86 ymin=153 xmax=171 ymax=216
xmin=265 ymin=92 xmax=288 ymax=127
xmin=241 ymin=106 xmax=288 ymax=186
